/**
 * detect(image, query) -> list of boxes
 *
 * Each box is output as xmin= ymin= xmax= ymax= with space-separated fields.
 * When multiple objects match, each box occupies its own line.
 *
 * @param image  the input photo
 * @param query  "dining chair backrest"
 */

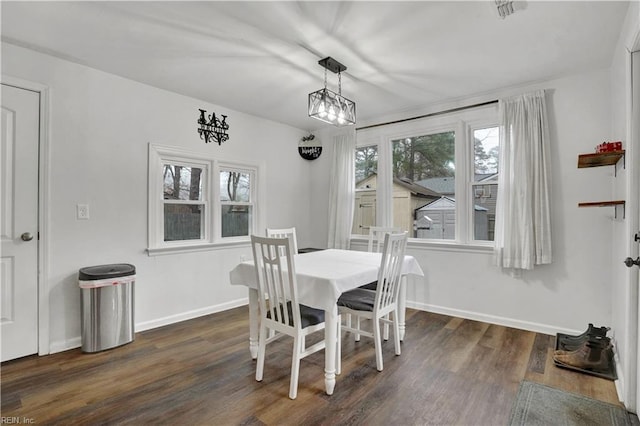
xmin=374 ymin=232 xmax=408 ymax=315
xmin=368 ymin=226 xmax=402 ymax=253
xmin=251 ymin=235 xmax=301 ymax=331
xmin=266 ymin=227 xmax=298 ymax=255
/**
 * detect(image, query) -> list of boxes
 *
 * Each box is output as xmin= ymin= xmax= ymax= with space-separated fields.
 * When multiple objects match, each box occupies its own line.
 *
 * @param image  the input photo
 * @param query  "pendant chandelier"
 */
xmin=308 ymin=57 xmax=356 ymax=126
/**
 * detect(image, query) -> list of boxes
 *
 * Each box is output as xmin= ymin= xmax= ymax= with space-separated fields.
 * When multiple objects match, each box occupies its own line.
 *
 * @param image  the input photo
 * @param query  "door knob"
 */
xmin=21 ymin=232 xmax=33 ymax=241
xmin=624 ymin=257 xmax=640 ymax=268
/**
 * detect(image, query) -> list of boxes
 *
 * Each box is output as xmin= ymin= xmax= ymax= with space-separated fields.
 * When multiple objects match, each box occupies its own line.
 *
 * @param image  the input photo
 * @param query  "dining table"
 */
xmin=229 ymin=248 xmax=424 ymax=395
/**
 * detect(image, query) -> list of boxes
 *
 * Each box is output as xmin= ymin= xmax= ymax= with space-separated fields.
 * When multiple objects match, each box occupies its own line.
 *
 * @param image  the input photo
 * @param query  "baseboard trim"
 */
xmin=48 ymin=298 xmax=249 ymax=354
xmin=135 ymin=298 xmax=248 ymax=332
xmin=408 ymin=301 xmax=582 ymax=337
xmin=613 ymin=351 xmax=626 ymax=407
xmin=49 ymin=337 xmax=81 ymax=354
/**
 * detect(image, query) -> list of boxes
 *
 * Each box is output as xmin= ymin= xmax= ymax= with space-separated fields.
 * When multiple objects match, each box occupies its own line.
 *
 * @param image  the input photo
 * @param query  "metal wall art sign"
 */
xmin=198 ymin=109 xmax=229 ymax=145
xmin=298 ymin=134 xmax=322 ymax=160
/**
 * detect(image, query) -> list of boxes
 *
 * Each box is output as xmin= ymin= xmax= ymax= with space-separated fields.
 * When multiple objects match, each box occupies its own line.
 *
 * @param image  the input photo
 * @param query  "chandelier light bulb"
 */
xmin=327 ymin=105 xmax=336 ymax=121
xmin=318 ymin=102 xmax=327 ymax=117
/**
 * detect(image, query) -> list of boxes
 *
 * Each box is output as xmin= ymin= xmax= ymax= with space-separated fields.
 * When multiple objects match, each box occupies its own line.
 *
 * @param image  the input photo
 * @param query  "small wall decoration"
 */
xmin=298 ymin=134 xmax=322 ymax=160
xmin=197 ymin=109 xmax=229 ymax=145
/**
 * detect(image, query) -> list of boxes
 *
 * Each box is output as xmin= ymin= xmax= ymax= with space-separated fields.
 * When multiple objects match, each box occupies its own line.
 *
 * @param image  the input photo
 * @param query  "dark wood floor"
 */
xmin=2 ymin=307 xmax=622 ymax=425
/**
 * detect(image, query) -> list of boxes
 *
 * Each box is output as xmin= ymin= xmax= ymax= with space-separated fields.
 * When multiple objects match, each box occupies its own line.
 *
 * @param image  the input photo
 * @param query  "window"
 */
xmin=471 ymin=126 xmax=499 ymax=242
xmin=163 ymin=164 xmax=206 ymax=241
xmin=220 ymin=168 xmax=254 ymax=238
xmin=353 ymin=145 xmax=378 ymax=235
xmin=353 ymin=105 xmax=499 ymax=247
xmin=392 ymin=131 xmax=456 ymax=240
xmin=148 ymin=145 xmax=261 ymax=254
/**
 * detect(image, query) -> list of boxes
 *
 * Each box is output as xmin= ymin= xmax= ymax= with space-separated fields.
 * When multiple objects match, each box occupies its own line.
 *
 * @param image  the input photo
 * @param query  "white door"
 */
xmin=353 ymin=192 xmax=376 ymax=235
xmin=631 ymin=49 xmax=640 ymax=412
xmin=1 ymin=84 xmax=40 ymax=361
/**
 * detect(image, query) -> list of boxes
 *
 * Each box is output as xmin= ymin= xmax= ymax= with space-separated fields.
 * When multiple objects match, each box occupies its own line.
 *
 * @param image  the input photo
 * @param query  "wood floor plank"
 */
xmin=1 ymin=307 xmax=623 ymax=424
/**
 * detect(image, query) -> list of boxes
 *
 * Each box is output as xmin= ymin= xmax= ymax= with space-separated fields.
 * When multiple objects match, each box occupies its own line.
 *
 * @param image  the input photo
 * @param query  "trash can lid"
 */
xmin=79 ymin=263 xmax=136 ymax=281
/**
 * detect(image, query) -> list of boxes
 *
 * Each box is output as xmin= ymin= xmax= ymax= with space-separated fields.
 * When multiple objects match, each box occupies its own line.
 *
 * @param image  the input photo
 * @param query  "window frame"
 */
xmin=161 ymin=159 xmax=210 ymax=244
xmin=147 ymin=144 xmax=264 ymax=255
xmin=217 ymin=163 xmax=257 ymax=242
xmin=468 ymin=121 xmax=500 ymax=246
xmin=352 ymin=104 xmax=498 ymax=249
xmin=353 ymin=143 xmax=380 ymax=236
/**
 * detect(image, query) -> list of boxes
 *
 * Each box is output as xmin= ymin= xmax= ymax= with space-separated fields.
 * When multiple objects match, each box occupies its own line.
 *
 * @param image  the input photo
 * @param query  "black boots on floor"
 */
xmin=553 ymin=323 xmax=616 ymax=379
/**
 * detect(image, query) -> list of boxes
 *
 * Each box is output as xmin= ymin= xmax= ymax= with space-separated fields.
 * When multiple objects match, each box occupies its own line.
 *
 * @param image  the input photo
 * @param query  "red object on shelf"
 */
xmin=595 ymin=141 xmax=623 ymax=153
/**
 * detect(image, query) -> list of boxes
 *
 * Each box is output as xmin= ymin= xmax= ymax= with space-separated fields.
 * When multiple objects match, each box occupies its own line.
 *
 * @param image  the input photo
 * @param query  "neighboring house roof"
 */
xmin=417 ymin=196 xmax=456 ymax=210
xmin=416 ymin=196 xmax=488 ymax=212
xmin=394 ymin=177 xmax=441 ymax=198
xmin=355 ymin=174 xmax=377 ymax=189
xmin=416 ymin=177 xmax=455 ymax=194
xmin=417 ymin=174 xmax=498 ymax=194
xmin=356 ymin=173 xmax=441 ymax=198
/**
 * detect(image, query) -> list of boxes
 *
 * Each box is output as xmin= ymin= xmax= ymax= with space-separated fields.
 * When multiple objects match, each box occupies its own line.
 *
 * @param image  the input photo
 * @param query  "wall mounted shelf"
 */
xmin=578 ymin=200 xmax=625 ymax=218
xmin=578 ymin=200 xmax=625 ymax=208
xmin=577 ymin=149 xmax=625 ymax=219
xmin=577 ymin=150 xmax=625 ymax=175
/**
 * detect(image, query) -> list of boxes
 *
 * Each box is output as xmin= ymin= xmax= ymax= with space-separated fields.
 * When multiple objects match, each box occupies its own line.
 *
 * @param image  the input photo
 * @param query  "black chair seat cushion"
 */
xmin=267 ymin=301 xmax=325 ymax=328
xmin=337 ymin=288 xmax=376 ymax=312
xmin=359 ymin=281 xmax=378 ymax=291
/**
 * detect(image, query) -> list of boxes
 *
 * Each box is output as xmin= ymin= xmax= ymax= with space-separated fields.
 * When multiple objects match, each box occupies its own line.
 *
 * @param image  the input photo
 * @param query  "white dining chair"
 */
xmin=266 ymin=227 xmax=298 ymax=255
xmin=367 ymin=226 xmax=402 ymax=253
xmin=360 ymin=226 xmax=402 ymax=340
xmin=361 ymin=226 xmax=402 ymax=291
xmin=251 ymin=235 xmax=340 ymax=399
xmin=337 ymin=232 xmax=408 ymax=371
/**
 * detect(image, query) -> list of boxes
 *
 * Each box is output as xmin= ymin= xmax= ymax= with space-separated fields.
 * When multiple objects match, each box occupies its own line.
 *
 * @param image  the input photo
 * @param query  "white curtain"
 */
xmin=494 ymin=90 xmax=552 ymax=271
xmin=328 ymin=130 xmax=356 ymax=249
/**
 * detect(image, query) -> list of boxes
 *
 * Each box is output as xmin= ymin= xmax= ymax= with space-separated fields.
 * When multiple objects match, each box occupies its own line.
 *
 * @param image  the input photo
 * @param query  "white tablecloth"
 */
xmin=229 ymin=249 xmax=424 ymax=311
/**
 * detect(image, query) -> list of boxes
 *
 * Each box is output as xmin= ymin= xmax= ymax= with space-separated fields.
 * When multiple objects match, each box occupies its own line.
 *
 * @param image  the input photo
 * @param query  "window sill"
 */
xmin=147 ymin=239 xmax=249 ymax=256
xmin=350 ymin=236 xmax=494 ymax=254
xmin=406 ymin=239 xmax=494 ymax=254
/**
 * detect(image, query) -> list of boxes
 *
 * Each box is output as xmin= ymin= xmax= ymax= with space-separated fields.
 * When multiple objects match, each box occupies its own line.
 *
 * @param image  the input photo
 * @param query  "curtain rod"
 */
xmin=355 ymin=99 xmax=499 ymax=131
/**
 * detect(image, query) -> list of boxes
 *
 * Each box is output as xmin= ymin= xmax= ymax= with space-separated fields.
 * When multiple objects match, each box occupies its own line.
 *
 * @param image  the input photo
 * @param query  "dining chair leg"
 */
xmin=256 ymin=323 xmax=268 ymax=382
xmin=336 ymin=315 xmax=342 ymax=376
xmin=355 ymin=316 xmax=361 ymax=342
xmin=373 ymin=318 xmax=384 ymax=371
xmin=393 ymin=311 xmax=401 ymax=356
xmin=383 ymin=314 xmax=390 ymax=341
xmin=290 ymin=335 xmax=302 ymax=399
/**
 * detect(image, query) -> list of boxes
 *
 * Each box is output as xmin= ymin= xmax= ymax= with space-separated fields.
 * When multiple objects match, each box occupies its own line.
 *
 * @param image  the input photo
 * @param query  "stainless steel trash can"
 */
xmin=79 ymin=263 xmax=135 ymax=353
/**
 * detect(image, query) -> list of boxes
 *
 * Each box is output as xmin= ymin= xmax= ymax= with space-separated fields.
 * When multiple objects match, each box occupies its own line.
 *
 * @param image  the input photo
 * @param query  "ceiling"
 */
xmin=1 ymin=1 xmax=630 ymax=131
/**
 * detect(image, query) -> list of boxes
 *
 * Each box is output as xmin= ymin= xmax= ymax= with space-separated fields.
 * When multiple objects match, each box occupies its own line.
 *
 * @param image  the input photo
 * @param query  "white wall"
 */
xmin=2 ymin=42 xmax=314 ymax=352
xmin=312 ymin=67 xmax=619 ymax=337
